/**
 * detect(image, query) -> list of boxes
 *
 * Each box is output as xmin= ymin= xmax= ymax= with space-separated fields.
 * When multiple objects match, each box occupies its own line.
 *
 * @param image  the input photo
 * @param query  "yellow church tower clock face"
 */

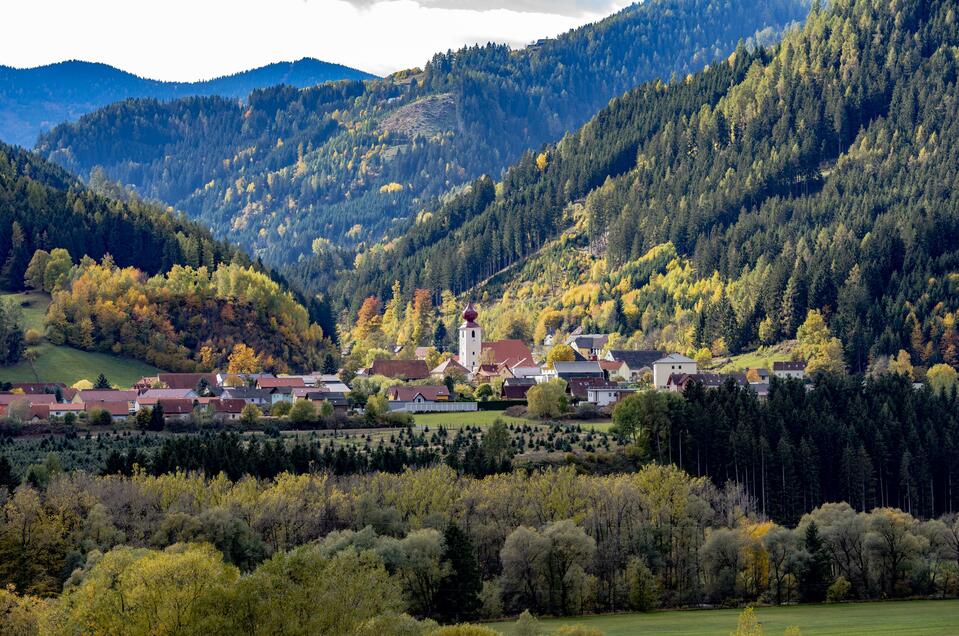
xmin=458 ymin=303 xmax=482 ymax=372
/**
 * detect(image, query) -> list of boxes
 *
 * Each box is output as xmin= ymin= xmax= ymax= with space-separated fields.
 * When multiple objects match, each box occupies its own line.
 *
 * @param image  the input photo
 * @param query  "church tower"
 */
xmin=458 ymin=303 xmax=482 ymax=372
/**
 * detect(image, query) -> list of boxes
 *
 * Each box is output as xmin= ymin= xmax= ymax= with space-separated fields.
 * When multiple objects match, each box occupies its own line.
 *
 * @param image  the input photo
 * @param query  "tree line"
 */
xmin=0 ymin=464 xmax=956 ymax=633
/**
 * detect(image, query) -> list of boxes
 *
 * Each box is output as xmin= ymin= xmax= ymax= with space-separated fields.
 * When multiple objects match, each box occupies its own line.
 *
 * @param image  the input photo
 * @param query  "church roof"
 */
xmin=461 ymin=303 xmax=480 ymax=328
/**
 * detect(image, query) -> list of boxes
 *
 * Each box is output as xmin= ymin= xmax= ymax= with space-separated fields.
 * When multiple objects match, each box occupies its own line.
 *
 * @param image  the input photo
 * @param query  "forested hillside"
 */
xmin=37 ymin=0 xmax=810 ymax=264
xmin=0 ymin=142 xmax=241 ymax=291
xmin=338 ymin=0 xmax=959 ymax=374
xmin=0 ymin=58 xmax=376 ymax=147
xmin=0 ymin=144 xmax=335 ymax=371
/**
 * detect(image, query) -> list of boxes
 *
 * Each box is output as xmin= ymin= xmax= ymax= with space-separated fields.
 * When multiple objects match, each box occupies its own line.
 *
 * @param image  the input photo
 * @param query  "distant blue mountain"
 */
xmin=0 ymin=58 xmax=377 ymax=147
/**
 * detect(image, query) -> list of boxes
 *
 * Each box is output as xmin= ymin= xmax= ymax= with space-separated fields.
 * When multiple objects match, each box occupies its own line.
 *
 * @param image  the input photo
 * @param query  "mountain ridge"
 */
xmin=329 ymin=0 xmax=959 ymax=375
xmin=0 ymin=58 xmax=377 ymax=147
xmin=35 ymin=0 xmax=811 ymax=262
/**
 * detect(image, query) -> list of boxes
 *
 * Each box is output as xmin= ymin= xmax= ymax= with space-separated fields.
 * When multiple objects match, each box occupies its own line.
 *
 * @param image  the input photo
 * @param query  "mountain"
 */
xmin=0 ymin=58 xmax=377 ymax=147
xmin=36 ymin=0 xmax=810 ymax=265
xmin=332 ymin=0 xmax=959 ymax=374
xmin=0 ymin=142 xmax=334 ymax=372
xmin=0 ymin=141 xmax=241 ymax=289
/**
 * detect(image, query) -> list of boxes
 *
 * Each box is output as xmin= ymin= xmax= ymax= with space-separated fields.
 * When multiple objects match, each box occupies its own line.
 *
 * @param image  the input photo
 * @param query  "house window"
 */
xmin=472 ymin=330 xmax=475 ymax=338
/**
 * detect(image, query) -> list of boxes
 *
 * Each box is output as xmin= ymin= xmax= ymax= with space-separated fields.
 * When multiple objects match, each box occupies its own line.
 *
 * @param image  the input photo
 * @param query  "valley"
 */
xmin=2 ymin=0 xmax=959 ymax=634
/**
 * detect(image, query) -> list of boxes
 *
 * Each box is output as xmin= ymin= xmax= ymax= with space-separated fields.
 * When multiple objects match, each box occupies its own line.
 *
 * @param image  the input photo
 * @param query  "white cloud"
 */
xmin=340 ymin=0 xmax=622 ymax=17
xmin=0 ymin=0 xmax=616 ymax=81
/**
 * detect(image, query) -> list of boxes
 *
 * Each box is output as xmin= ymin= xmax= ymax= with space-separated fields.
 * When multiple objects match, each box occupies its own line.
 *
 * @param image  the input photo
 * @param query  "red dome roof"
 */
xmin=462 ymin=303 xmax=478 ymax=324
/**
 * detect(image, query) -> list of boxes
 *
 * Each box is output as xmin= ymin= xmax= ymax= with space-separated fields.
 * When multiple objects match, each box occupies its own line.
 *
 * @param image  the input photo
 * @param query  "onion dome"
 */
xmin=461 ymin=303 xmax=479 ymax=327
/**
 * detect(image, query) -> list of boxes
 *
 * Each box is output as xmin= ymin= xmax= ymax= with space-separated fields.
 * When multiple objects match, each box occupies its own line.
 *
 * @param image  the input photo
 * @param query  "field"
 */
xmin=0 ymin=290 xmax=162 ymax=386
xmin=413 ymin=411 xmax=534 ymax=428
xmin=491 ymin=599 xmax=959 ymax=636
xmin=712 ymin=343 xmax=796 ymax=373
xmin=0 ymin=342 xmax=161 ymax=387
xmin=1 ymin=290 xmax=49 ymax=331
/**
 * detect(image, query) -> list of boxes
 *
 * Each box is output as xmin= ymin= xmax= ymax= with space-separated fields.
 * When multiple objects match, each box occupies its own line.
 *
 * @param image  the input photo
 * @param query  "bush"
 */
xmin=270 ymin=401 xmax=292 ymax=417
xmin=526 ymin=379 xmax=568 ymax=418
xmin=827 ymin=576 xmax=851 ymax=603
xmin=289 ymin=400 xmax=317 ymax=425
xmin=24 ymin=328 xmax=42 ymax=345
xmin=240 ymin=403 xmax=262 ymax=426
xmin=87 ymin=408 xmax=113 ymax=427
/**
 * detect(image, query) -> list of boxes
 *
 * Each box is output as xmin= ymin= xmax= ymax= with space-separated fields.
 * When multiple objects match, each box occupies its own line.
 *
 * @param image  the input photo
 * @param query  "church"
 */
xmin=458 ymin=303 xmax=537 ymax=378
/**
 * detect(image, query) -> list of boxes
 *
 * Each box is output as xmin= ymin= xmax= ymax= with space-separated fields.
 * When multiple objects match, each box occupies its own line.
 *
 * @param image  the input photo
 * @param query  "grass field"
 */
xmin=0 ymin=342 xmax=161 ymax=387
xmin=413 ymin=411 xmax=534 ymax=428
xmin=1 ymin=290 xmax=162 ymax=386
xmin=491 ymin=600 xmax=959 ymax=635
xmin=713 ymin=343 xmax=795 ymax=373
xmin=1 ymin=290 xmax=50 ymax=332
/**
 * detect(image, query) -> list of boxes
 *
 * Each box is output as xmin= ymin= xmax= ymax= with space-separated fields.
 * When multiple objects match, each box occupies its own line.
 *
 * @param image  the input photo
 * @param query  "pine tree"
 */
xmin=798 ymin=521 xmax=831 ymax=602
xmin=0 ymin=222 xmax=30 ymax=291
xmin=94 ymin=373 xmax=111 ymax=389
xmin=0 ymin=455 xmax=18 ymax=492
xmin=434 ymin=523 xmax=483 ymax=623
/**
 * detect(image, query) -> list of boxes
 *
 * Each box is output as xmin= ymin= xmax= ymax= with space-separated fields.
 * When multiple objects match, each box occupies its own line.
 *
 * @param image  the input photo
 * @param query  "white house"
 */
xmin=587 ymin=386 xmax=636 ymax=407
xmin=772 ymin=361 xmax=807 ymax=380
xmin=652 ymin=354 xmax=697 ymax=389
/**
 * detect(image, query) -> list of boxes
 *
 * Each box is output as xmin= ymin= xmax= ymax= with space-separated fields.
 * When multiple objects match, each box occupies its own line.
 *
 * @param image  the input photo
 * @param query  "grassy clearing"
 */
xmin=491 ymin=599 xmax=959 ymax=636
xmin=1 ymin=290 xmax=50 ymax=332
xmin=712 ymin=343 xmax=795 ymax=373
xmin=0 ymin=342 xmax=161 ymax=387
xmin=1 ymin=290 xmax=162 ymax=387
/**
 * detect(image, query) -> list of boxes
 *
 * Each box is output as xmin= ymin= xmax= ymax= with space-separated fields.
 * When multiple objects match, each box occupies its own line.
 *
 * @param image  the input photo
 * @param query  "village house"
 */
xmin=567 ymin=377 xmax=614 ymax=401
xmin=369 ymin=359 xmax=431 ymax=381
xmin=76 ymin=390 xmax=137 ymax=413
xmin=548 ymin=361 xmax=605 ymax=382
xmin=652 ymin=354 xmax=697 ymax=389
xmin=387 ymin=385 xmax=451 ymax=403
xmin=257 ymin=376 xmax=306 ymax=390
xmin=49 ymin=403 xmax=85 ymax=418
xmin=85 ymin=401 xmax=130 ymax=422
xmin=0 ymin=393 xmax=57 ymax=417
xmin=587 ymin=385 xmax=636 ymax=407
xmin=502 ymin=377 xmax=535 ymax=400
xmin=666 ymin=372 xmax=747 ymax=393
xmin=156 ymin=398 xmax=196 ymax=422
xmin=431 ymin=358 xmax=470 ymax=380
xmin=605 ymin=350 xmax=666 ymax=381
xmin=218 ymin=387 xmax=272 ymax=406
xmin=387 ymin=385 xmax=477 ymax=413
xmin=269 ymin=386 xmax=295 ymax=406
xmin=209 ymin=399 xmax=247 ymax=423
xmin=306 ymin=391 xmax=349 ymax=413
xmin=135 ymin=388 xmax=197 ymax=411
xmin=773 ymin=360 xmax=807 ymax=380
xmin=567 ymin=333 xmax=609 ymax=360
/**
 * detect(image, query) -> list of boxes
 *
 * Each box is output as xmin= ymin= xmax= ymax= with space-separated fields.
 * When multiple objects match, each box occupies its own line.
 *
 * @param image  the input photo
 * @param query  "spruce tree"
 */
xmin=799 ymin=521 xmax=831 ymax=602
xmin=434 ymin=523 xmax=483 ymax=623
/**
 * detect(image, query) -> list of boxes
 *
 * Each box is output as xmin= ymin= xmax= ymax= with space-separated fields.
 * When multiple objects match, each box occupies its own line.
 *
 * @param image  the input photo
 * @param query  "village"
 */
xmin=0 ymin=303 xmax=808 ymax=426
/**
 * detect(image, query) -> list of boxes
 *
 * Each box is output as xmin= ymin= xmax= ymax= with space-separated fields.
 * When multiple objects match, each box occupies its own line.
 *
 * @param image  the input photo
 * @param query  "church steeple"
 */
xmin=458 ymin=303 xmax=482 ymax=371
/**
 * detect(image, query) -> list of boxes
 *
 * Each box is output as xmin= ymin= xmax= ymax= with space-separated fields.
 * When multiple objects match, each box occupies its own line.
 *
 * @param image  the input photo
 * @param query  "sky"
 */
xmin=2 ymin=0 xmax=628 ymax=80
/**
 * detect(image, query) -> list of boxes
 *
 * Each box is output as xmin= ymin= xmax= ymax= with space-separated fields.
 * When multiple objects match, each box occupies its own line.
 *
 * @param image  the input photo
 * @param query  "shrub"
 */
xmin=289 ymin=400 xmax=317 ymax=425
xmin=827 ymin=576 xmax=851 ymax=603
xmin=270 ymin=401 xmax=292 ymax=417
